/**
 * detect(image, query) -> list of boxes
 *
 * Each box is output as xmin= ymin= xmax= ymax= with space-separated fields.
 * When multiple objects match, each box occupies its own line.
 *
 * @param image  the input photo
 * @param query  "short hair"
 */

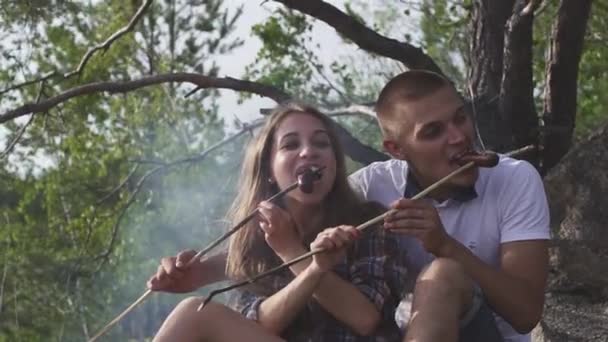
xmin=376 ymin=70 xmax=453 ymax=139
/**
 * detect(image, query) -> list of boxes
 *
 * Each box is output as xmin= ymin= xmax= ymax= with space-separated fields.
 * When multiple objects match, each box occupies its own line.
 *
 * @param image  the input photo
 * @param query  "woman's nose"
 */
xmin=299 ymin=143 xmax=319 ymax=159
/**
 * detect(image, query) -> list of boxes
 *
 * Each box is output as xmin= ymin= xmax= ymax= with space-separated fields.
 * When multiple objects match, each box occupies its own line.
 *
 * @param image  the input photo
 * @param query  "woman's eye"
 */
xmin=313 ymin=139 xmax=331 ymax=148
xmin=281 ymin=141 xmax=299 ymax=150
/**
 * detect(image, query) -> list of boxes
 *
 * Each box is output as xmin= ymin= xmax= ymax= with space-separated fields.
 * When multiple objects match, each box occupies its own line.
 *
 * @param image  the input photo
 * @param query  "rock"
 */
xmin=544 ymin=122 xmax=608 ymax=300
xmin=536 ymin=122 xmax=608 ymax=341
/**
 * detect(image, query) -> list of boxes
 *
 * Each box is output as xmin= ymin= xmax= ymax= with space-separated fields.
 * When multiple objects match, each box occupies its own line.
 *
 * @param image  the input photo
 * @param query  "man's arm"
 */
xmin=439 ymin=239 xmax=549 ymax=333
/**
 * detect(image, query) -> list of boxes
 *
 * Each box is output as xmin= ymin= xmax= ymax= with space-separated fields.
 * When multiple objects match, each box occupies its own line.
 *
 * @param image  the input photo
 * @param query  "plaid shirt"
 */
xmin=230 ymin=224 xmax=408 ymax=342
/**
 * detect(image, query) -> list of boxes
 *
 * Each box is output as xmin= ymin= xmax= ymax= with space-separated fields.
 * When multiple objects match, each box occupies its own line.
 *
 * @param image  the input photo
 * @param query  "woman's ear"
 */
xmin=383 ymin=140 xmax=406 ymax=159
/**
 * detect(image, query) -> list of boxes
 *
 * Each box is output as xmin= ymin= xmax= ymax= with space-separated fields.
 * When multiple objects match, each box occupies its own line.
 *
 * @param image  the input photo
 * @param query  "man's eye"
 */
xmin=422 ymin=125 xmax=441 ymax=138
xmin=454 ymin=112 xmax=468 ymax=125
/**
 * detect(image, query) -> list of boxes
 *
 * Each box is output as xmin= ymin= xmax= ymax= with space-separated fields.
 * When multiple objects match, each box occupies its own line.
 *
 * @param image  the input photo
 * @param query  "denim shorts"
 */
xmin=395 ymin=286 xmax=503 ymax=342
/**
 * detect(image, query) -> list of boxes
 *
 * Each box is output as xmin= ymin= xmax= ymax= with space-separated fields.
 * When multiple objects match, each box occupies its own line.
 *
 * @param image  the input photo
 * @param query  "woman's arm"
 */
xmin=253 ymin=263 xmax=326 ymax=334
xmin=278 ymin=226 xmax=396 ymax=336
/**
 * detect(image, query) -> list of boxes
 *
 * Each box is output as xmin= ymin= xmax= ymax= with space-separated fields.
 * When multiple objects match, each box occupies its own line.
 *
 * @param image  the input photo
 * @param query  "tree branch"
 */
xmin=0 ymin=0 xmax=153 ymax=96
xmin=274 ymin=0 xmax=443 ymax=73
xmin=65 ymin=0 xmax=153 ymax=79
xmin=0 ymin=73 xmax=291 ymax=123
xmin=542 ymin=0 xmax=593 ymax=173
xmin=499 ymin=0 xmax=538 ymax=156
xmin=1 ymin=80 xmax=45 ymax=159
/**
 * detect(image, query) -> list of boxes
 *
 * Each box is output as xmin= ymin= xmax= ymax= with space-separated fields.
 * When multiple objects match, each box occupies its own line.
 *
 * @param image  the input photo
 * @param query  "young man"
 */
xmin=348 ymin=70 xmax=550 ymax=342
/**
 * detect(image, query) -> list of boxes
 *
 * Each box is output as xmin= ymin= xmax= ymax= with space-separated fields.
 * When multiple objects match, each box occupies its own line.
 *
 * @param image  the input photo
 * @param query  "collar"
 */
xmin=404 ymin=169 xmax=477 ymax=202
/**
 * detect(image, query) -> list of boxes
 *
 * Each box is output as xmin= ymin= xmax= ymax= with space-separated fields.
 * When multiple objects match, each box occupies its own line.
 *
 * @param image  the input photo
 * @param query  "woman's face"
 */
xmin=269 ymin=112 xmax=337 ymax=205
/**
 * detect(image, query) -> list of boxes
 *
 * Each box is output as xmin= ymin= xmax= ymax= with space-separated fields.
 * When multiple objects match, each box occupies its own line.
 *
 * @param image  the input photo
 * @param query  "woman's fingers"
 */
xmin=314 ymin=226 xmax=359 ymax=251
xmin=175 ymin=249 xmax=196 ymax=268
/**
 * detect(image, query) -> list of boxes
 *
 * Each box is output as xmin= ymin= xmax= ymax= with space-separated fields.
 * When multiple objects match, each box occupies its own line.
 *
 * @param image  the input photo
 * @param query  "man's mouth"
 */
xmin=449 ymin=149 xmax=474 ymax=163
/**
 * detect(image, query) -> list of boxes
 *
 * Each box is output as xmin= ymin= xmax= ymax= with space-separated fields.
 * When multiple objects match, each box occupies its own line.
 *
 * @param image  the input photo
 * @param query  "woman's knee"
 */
xmin=172 ymin=297 xmax=228 ymax=319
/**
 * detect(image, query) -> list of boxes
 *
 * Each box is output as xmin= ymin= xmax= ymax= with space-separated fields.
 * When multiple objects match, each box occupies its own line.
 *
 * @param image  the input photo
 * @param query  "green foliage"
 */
xmin=532 ymin=2 xmax=608 ymax=137
xmin=0 ymin=0 xmax=243 ymax=340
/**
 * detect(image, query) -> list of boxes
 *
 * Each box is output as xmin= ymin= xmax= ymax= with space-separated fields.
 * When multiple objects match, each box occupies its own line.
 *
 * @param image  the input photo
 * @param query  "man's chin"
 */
xmin=450 ymin=167 xmax=478 ymax=187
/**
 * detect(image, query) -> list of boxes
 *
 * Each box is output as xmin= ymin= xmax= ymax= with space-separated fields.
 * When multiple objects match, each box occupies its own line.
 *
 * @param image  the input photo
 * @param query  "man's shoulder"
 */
xmin=481 ymin=155 xmax=540 ymax=183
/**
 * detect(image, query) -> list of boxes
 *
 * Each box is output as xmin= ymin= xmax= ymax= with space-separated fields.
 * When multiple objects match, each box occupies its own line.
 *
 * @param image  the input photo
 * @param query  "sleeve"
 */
xmin=347 ymin=227 xmax=408 ymax=311
xmin=231 ymin=289 xmax=267 ymax=321
xmin=498 ymin=160 xmax=551 ymax=243
xmin=348 ymin=165 xmax=371 ymax=200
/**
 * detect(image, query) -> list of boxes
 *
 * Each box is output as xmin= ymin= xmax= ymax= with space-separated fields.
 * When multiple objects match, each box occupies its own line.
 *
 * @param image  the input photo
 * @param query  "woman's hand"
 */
xmin=258 ymin=201 xmax=304 ymax=259
xmin=310 ymin=225 xmax=360 ymax=273
xmin=147 ymin=249 xmax=215 ymax=293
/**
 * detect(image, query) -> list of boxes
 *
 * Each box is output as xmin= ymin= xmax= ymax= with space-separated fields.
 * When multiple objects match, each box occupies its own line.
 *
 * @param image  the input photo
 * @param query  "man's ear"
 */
xmin=383 ymin=140 xmax=406 ymax=159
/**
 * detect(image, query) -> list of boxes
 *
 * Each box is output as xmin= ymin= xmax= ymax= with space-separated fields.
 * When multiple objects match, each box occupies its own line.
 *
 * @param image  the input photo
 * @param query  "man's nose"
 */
xmin=447 ymin=124 xmax=466 ymax=144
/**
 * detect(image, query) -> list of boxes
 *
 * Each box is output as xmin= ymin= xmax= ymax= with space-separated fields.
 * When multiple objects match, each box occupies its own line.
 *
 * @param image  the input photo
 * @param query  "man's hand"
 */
xmin=384 ymin=198 xmax=456 ymax=256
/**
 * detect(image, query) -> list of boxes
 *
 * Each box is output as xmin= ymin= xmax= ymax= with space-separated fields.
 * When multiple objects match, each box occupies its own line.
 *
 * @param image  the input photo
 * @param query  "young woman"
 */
xmin=148 ymin=103 xmax=407 ymax=341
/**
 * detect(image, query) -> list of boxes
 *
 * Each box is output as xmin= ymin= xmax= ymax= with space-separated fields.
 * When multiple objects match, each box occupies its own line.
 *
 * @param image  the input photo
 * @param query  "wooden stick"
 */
xmin=87 ymin=180 xmax=303 ymax=342
xmin=197 ymin=145 xmax=536 ymax=310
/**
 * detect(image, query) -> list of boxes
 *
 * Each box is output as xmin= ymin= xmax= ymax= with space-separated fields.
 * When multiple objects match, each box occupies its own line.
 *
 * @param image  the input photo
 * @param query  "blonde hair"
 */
xmin=226 ymin=102 xmax=365 ymax=281
xmin=376 ymin=70 xmax=453 ymax=139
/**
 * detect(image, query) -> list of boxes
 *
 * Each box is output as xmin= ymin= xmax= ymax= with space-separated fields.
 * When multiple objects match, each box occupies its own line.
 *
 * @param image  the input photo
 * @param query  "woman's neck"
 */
xmin=284 ymin=197 xmax=324 ymax=237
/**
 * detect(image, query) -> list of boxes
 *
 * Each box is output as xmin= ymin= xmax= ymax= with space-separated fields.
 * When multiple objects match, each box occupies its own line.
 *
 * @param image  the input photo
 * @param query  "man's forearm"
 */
xmin=438 ymin=239 xmax=547 ymax=333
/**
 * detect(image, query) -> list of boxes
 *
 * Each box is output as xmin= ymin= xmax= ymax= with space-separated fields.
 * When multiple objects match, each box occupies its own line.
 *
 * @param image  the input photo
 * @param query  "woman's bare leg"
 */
xmin=153 ymin=297 xmax=285 ymax=342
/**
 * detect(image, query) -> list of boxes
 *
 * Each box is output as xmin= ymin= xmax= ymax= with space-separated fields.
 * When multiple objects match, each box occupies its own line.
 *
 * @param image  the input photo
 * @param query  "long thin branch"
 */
xmin=0 ymin=81 xmax=46 ymax=159
xmin=0 ymin=260 xmax=7 ymax=313
xmin=0 ymin=73 xmax=291 ymax=123
xmin=0 ymin=0 xmax=153 ymax=96
xmin=96 ymin=164 xmax=140 ymax=205
xmin=93 ymin=124 xmax=257 ymax=267
xmin=274 ymin=0 xmax=443 ymax=73
xmin=0 ymin=71 xmax=56 ymax=96
xmin=64 ymin=0 xmax=153 ymax=79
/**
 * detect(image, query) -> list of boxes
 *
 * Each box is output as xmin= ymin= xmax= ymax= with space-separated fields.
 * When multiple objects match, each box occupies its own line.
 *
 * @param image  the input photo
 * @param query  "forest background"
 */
xmin=0 ymin=0 xmax=605 ymax=341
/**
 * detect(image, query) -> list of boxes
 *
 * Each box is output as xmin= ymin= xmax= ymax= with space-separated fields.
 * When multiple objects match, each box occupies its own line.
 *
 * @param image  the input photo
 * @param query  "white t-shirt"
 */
xmin=349 ymin=156 xmax=551 ymax=342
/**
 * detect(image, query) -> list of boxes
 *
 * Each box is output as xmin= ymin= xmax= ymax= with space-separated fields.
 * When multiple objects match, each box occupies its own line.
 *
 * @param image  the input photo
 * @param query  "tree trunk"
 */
xmin=542 ymin=0 xmax=593 ymax=173
xmin=469 ymin=0 xmax=515 ymax=151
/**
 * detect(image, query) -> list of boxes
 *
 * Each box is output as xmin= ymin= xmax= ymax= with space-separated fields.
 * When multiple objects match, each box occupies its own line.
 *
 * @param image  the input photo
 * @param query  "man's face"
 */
xmin=383 ymin=86 xmax=478 ymax=192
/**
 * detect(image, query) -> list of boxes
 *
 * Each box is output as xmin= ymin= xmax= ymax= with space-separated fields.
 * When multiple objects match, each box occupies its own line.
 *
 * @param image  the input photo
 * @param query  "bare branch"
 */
xmin=0 ymin=73 xmax=291 ymax=123
xmin=273 ymin=0 xmax=443 ymax=73
xmin=0 ymin=114 xmax=35 ymax=159
xmin=542 ymin=0 xmax=593 ymax=173
xmin=0 ymin=0 xmax=153 ymax=95
xmin=324 ymin=104 xmax=376 ymax=119
xmin=0 ymin=260 xmax=7 ymax=314
xmin=65 ymin=0 xmax=153 ymax=79
xmin=94 ymin=165 xmax=164 ymax=267
xmin=0 ymin=80 xmax=45 ymax=159
xmin=96 ymin=164 xmax=140 ymax=205
xmin=499 ymin=0 xmax=537 ymax=155
xmin=0 ymin=71 xmax=56 ymax=96
xmin=93 ymin=123 xmax=259 ymax=265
